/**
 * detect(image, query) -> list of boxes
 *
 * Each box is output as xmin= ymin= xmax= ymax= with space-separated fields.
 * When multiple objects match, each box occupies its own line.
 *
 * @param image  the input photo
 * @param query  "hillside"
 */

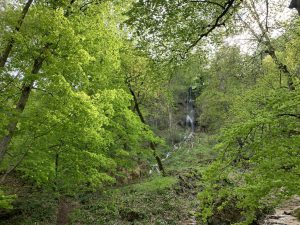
xmin=0 ymin=1 xmax=299 ymax=225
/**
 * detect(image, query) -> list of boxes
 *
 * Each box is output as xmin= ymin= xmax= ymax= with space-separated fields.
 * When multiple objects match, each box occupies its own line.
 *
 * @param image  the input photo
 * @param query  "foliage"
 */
xmin=196 ymin=46 xmax=262 ymax=132
xmin=0 ymin=189 xmax=15 ymax=209
xmin=70 ymin=175 xmax=194 ymax=225
xmin=128 ymin=176 xmax=177 ymax=193
xmin=198 ymin=39 xmax=300 ymax=224
xmin=1 ymin=1 xmax=300 ymax=225
xmin=165 ymin=135 xmax=214 ymax=172
xmin=0 ymin=0 xmax=160 ymax=196
xmin=126 ymin=0 xmax=242 ymax=60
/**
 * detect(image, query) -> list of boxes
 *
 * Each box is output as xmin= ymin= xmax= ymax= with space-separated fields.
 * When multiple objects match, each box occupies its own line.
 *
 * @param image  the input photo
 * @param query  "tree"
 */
xmin=0 ymin=0 xmax=34 ymax=68
xmin=126 ymin=0 xmax=242 ymax=60
xmin=196 ymin=46 xmax=262 ymax=132
xmin=0 ymin=0 xmax=151 ymax=193
xmin=120 ymin=45 xmax=169 ymax=175
xmin=0 ymin=0 xmax=113 ymax=164
xmin=197 ymin=16 xmax=300 ymax=225
xmin=236 ymin=0 xmax=295 ymax=90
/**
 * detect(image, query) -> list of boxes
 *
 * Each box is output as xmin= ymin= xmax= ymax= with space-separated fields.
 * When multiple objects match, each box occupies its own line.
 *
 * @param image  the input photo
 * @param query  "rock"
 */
xmin=260 ymin=196 xmax=300 ymax=225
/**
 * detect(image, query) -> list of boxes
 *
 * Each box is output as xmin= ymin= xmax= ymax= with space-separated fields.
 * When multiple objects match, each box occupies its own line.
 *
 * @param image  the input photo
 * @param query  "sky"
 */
xmin=225 ymin=0 xmax=297 ymax=54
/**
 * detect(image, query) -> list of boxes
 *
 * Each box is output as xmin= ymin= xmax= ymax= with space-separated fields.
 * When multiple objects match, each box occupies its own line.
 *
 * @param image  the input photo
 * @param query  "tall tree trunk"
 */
xmin=0 ymin=0 xmax=34 ymax=68
xmin=128 ymin=85 xmax=166 ymax=176
xmin=168 ymin=106 xmax=173 ymax=145
xmin=150 ymin=142 xmax=166 ymax=175
xmin=0 ymin=55 xmax=44 ymax=163
xmin=243 ymin=0 xmax=295 ymax=91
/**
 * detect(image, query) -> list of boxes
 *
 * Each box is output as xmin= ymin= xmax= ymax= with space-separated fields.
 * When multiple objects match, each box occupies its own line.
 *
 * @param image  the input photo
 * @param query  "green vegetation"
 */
xmin=69 ymin=142 xmax=213 ymax=225
xmin=165 ymin=135 xmax=214 ymax=172
xmin=0 ymin=0 xmax=299 ymax=224
xmin=0 ymin=190 xmax=15 ymax=209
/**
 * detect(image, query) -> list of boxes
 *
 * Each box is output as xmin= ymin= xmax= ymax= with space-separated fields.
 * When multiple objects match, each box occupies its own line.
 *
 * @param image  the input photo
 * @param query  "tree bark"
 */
xmin=0 ymin=55 xmax=44 ymax=163
xmin=0 ymin=0 xmax=34 ymax=68
xmin=127 ymin=84 xmax=166 ymax=176
xmin=150 ymin=142 xmax=166 ymax=176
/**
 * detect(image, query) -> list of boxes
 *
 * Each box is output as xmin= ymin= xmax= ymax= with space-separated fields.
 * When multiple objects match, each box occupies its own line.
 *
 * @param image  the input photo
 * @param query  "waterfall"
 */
xmin=186 ymin=86 xmax=195 ymax=133
xmin=149 ymin=86 xmax=196 ymax=175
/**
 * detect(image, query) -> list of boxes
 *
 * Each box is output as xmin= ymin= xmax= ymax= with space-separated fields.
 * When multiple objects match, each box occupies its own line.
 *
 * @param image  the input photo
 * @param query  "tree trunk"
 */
xmin=245 ymin=0 xmax=295 ymax=91
xmin=168 ymin=106 xmax=173 ymax=145
xmin=0 ymin=0 xmax=34 ymax=68
xmin=0 ymin=56 xmax=44 ymax=163
xmin=127 ymin=85 xmax=166 ymax=176
xmin=150 ymin=142 xmax=166 ymax=175
xmin=0 ymin=0 xmax=78 ymax=165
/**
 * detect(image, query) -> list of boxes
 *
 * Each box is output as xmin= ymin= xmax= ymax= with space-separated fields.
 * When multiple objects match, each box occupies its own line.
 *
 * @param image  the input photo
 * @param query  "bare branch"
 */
xmin=184 ymin=0 xmax=239 ymax=56
xmin=265 ymin=0 xmax=269 ymax=31
xmin=190 ymin=0 xmax=225 ymax=9
xmin=244 ymin=0 xmax=295 ymax=90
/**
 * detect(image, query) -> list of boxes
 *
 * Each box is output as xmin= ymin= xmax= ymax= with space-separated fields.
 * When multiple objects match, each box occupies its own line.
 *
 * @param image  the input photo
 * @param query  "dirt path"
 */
xmin=261 ymin=196 xmax=300 ymax=225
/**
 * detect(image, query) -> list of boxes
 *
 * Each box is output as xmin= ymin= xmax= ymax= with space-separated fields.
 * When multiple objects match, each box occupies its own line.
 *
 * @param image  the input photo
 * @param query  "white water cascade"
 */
xmin=185 ymin=86 xmax=195 ymax=133
xmin=149 ymin=87 xmax=196 ymax=174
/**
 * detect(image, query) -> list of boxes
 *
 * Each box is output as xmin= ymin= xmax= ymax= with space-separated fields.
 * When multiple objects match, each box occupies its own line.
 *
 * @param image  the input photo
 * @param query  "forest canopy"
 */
xmin=0 ymin=0 xmax=299 ymax=225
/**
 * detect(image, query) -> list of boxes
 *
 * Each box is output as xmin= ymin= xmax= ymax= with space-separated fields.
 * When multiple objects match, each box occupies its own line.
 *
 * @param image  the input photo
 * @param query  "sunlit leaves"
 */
xmin=198 ymin=42 xmax=300 ymax=224
xmin=0 ymin=0 xmax=152 ymax=195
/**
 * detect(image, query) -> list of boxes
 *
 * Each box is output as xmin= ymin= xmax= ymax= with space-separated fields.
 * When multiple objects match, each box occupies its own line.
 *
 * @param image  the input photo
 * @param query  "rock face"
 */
xmin=261 ymin=196 xmax=300 ymax=225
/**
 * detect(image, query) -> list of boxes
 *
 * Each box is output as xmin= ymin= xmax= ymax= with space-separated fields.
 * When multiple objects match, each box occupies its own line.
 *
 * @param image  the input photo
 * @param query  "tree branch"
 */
xmin=189 ymin=0 xmax=225 ymax=9
xmin=244 ymin=0 xmax=295 ymax=90
xmin=265 ymin=0 xmax=269 ymax=32
xmin=125 ymin=79 xmax=166 ymax=176
xmin=184 ymin=0 xmax=239 ymax=55
xmin=277 ymin=113 xmax=300 ymax=119
xmin=0 ymin=0 xmax=34 ymax=68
